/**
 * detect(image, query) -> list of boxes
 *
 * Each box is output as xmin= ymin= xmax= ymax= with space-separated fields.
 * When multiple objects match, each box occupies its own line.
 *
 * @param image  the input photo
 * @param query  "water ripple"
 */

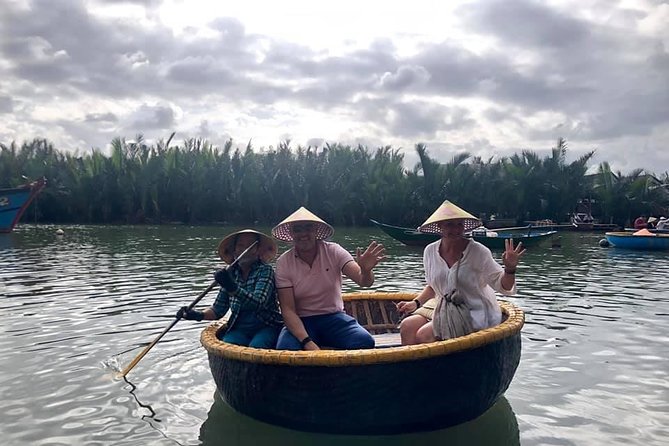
xmin=1 ymin=226 xmax=668 ymax=445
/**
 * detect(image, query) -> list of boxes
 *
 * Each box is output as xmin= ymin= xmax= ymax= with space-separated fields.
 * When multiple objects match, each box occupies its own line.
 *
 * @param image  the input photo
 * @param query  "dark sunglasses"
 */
xmin=441 ymin=221 xmax=464 ymax=227
xmin=291 ymin=223 xmax=316 ymax=233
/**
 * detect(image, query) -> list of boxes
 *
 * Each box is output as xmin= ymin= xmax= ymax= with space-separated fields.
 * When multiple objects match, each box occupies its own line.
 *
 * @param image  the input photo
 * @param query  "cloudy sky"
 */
xmin=1 ymin=0 xmax=668 ymax=174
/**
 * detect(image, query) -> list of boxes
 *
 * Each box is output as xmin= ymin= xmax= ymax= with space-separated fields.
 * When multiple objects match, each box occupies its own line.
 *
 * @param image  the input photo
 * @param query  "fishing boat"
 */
xmin=605 ymin=231 xmax=669 ymax=250
xmin=370 ymin=219 xmax=556 ymax=249
xmin=0 ymin=178 xmax=46 ymax=233
xmin=201 ymin=292 xmax=524 ymax=434
xmin=369 ymin=219 xmax=439 ymax=246
xmin=570 ymin=212 xmax=595 ymax=230
xmin=472 ymin=229 xmax=557 ymax=249
xmin=482 ymin=216 xmax=517 ymax=229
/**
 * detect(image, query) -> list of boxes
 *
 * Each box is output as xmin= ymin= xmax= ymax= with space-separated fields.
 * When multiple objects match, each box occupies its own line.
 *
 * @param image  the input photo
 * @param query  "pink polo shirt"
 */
xmin=275 ymin=241 xmax=354 ymax=317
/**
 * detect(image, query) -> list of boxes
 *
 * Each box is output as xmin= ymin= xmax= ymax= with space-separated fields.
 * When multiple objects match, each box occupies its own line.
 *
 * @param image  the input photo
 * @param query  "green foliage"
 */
xmin=1 ymin=137 xmax=667 ymax=226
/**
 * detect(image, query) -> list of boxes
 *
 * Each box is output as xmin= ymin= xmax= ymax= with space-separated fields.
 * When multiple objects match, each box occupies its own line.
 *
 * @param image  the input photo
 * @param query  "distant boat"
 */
xmin=570 ymin=212 xmax=595 ymax=230
xmin=525 ymin=219 xmax=558 ymax=230
xmin=370 ymin=219 xmax=556 ymax=249
xmin=369 ymin=220 xmax=439 ymax=246
xmin=566 ymin=198 xmax=619 ymax=231
xmin=0 ymin=178 xmax=46 ymax=233
xmin=482 ymin=217 xmax=517 ymax=229
xmin=605 ymin=231 xmax=669 ymax=250
xmin=623 ymin=228 xmax=669 ymax=234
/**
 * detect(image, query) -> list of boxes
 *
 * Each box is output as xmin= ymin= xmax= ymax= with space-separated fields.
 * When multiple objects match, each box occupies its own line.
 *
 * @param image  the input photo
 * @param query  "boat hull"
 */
xmin=371 ymin=218 xmax=555 ymax=249
xmin=0 ymin=178 xmax=46 ymax=233
xmin=472 ymin=231 xmax=556 ymax=249
xmin=605 ymin=232 xmax=669 ymax=250
xmin=202 ymin=294 xmax=524 ymax=434
xmin=369 ymin=219 xmax=439 ymax=246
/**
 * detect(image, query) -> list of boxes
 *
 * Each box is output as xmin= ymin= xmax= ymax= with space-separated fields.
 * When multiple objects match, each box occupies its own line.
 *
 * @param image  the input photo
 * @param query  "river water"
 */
xmin=0 ymin=225 xmax=667 ymax=446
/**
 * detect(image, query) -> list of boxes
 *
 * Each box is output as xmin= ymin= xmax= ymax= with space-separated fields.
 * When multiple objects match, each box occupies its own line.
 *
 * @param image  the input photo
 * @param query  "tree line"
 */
xmin=1 ymin=136 xmax=668 ymax=227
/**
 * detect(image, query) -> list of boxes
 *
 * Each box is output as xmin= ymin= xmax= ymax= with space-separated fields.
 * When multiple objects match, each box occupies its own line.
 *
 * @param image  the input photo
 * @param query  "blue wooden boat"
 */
xmin=0 ymin=178 xmax=46 ymax=233
xmin=605 ymin=231 xmax=669 ymax=250
xmin=623 ymin=228 xmax=669 ymax=234
xmin=371 ymin=219 xmax=556 ymax=249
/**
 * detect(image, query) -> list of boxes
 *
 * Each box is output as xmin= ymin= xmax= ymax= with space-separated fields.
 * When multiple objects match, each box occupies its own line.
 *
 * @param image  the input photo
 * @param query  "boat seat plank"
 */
xmin=362 ymin=301 xmax=374 ymax=328
xmin=378 ymin=302 xmax=392 ymax=332
xmin=372 ymin=332 xmax=402 ymax=348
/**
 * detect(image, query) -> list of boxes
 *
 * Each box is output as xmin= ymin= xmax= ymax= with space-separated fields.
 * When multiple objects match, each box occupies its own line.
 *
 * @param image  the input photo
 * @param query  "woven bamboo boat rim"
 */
xmin=201 ymin=292 xmax=524 ymax=367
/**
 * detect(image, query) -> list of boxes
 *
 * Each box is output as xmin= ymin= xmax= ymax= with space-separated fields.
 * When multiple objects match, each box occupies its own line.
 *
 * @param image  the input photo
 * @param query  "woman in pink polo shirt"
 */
xmin=272 ymin=207 xmax=385 ymax=350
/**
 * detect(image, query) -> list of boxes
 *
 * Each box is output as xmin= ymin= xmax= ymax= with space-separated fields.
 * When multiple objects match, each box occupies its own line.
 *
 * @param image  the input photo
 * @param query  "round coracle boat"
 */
xmin=201 ymin=292 xmax=525 ymax=434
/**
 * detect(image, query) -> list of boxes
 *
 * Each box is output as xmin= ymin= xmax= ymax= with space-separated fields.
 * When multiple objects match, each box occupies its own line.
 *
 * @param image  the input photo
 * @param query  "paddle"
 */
xmin=118 ymin=240 xmax=259 ymax=378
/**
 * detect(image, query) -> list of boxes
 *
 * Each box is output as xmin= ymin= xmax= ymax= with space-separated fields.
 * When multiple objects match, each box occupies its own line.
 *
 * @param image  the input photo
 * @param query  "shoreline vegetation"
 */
xmin=2 ymin=136 xmax=668 ymax=228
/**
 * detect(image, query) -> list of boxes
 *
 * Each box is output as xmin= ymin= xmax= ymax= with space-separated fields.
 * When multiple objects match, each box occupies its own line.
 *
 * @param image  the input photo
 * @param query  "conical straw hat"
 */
xmin=272 ymin=207 xmax=334 ymax=242
xmin=218 ymin=229 xmax=278 ymax=264
xmin=418 ymin=200 xmax=481 ymax=234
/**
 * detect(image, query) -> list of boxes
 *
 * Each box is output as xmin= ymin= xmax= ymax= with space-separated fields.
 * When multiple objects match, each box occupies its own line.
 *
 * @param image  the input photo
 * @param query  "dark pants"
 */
xmin=222 ymin=312 xmax=280 ymax=349
xmin=276 ymin=312 xmax=375 ymax=350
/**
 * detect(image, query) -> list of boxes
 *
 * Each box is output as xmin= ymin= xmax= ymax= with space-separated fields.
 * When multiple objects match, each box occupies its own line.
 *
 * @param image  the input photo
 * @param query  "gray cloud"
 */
xmin=0 ymin=96 xmax=13 ymax=113
xmin=356 ymin=98 xmax=476 ymax=139
xmin=461 ymin=0 xmax=591 ymax=50
xmin=128 ymin=104 xmax=175 ymax=130
xmin=85 ymin=112 xmax=118 ymax=123
xmin=379 ymin=65 xmax=431 ymax=91
xmin=0 ymin=0 xmax=667 ymax=174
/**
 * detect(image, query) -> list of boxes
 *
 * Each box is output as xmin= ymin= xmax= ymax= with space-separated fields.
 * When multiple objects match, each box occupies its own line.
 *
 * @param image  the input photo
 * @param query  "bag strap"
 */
xmin=452 ymin=249 xmax=463 ymax=291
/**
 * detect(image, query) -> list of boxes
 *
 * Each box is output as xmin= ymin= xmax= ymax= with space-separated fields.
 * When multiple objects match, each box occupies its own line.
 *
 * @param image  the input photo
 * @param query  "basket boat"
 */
xmin=201 ymin=292 xmax=524 ymax=434
xmin=605 ymin=231 xmax=669 ymax=250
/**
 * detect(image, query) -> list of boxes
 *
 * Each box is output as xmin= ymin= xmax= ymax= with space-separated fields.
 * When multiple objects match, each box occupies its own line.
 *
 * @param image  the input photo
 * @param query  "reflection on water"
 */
xmin=1 ymin=225 xmax=668 ymax=445
xmin=199 ymin=393 xmax=519 ymax=446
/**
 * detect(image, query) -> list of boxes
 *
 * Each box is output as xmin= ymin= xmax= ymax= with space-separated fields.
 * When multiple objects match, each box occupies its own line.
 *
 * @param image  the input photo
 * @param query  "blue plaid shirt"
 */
xmin=212 ymin=260 xmax=282 ymax=329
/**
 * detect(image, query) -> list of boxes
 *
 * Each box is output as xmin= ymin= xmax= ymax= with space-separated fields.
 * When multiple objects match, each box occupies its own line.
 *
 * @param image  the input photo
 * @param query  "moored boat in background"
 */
xmin=371 ymin=219 xmax=556 ymax=249
xmin=0 ymin=178 xmax=46 ymax=233
xmin=369 ymin=219 xmax=439 ymax=246
xmin=201 ymin=292 xmax=524 ymax=434
xmin=570 ymin=212 xmax=595 ymax=230
xmin=604 ymin=231 xmax=669 ymax=251
xmin=471 ymin=228 xmax=557 ymax=249
xmin=623 ymin=227 xmax=669 ymax=234
xmin=482 ymin=216 xmax=518 ymax=229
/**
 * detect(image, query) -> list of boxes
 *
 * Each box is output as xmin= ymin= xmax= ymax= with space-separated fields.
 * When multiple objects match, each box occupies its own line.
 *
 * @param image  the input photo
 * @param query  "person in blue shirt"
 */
xmin=177 ymin=229 xmax=282 ymax=349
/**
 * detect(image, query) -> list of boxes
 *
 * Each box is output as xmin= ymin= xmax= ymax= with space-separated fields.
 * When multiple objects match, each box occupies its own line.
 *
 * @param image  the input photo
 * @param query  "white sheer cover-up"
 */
xmin=423 ymin=239 xmax=516 ymax=331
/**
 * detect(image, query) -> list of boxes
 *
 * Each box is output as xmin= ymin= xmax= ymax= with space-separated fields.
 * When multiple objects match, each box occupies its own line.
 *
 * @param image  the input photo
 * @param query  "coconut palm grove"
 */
xmin=2 ymin=136 xmax=668 ymax=227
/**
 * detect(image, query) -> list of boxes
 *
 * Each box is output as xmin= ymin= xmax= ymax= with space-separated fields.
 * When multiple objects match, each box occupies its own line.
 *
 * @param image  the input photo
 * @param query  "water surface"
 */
xmin=1 ymin=225 xmax=667 ymax=445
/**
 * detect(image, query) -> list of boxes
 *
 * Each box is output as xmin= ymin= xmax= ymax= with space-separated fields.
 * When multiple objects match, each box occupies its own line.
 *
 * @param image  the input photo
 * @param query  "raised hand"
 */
xmin=502 ymin=238 xmax=526 ymax=271
xmin=355 ymin=241 xmax=386 ymax=272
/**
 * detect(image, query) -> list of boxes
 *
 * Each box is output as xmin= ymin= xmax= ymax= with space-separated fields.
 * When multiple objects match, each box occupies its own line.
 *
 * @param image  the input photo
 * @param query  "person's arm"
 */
xmin=277 ymin=287 xmax=319 ymax=351
xmin=208 ymin=288 xmax=230 ymax=319
xmin=397 ymin=285 xmax=435 ymax=315
xmin=178 ymin=288 xmax=229 ymax=321
xmin=201 ymin=307 xmax=219 ymax=320
xmin=342 ymin=241 xmax=386 ymax=287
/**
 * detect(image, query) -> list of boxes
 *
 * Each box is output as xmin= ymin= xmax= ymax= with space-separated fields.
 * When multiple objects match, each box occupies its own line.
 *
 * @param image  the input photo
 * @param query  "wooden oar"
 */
xmin=119 ymin=240 xmax=259 ymax=378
